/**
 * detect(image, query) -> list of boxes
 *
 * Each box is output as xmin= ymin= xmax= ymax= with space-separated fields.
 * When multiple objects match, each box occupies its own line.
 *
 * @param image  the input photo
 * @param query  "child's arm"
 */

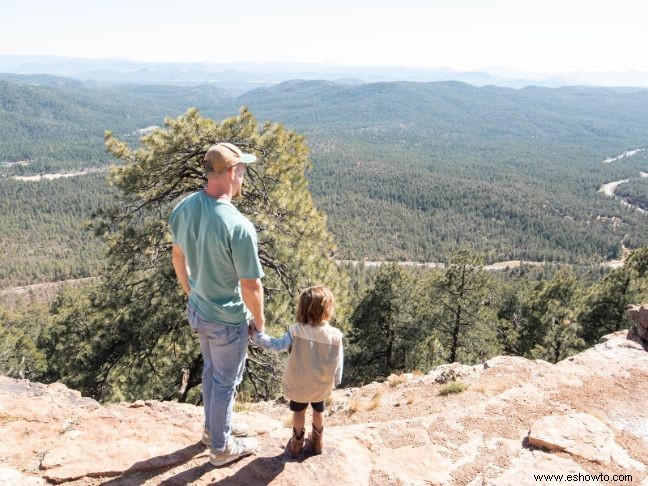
xmin=334 ymin=340 xmax=344 ymax=386
xmin=251 ymin=329 xmax=293 ymax=353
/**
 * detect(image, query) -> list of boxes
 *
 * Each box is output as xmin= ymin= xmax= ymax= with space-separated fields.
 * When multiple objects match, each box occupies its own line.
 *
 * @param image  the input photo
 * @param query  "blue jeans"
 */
xmin=188 ymin=304 xmax=249 ymax=452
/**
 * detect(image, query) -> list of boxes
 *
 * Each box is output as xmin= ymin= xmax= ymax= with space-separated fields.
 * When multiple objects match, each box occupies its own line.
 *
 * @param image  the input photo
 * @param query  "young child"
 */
xmin=251 ymin=285 xmax=343 ymax=456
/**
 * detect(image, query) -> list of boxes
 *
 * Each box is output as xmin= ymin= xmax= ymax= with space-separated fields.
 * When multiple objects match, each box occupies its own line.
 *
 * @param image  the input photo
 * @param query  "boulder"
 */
xmin=39 ymin=408 xmax=282 ymax=483
xmin=491 ymin=449 xmax=595 ymax=486
xmin=429 ymin=362 xmax=479 ymax=384
xmin=2 ymin=330 xmax=648 ymax=484
xmin=528 ymin=413 xmax=645 ymax=471
xmin=627 ymin=304 xmax=648 ymax=344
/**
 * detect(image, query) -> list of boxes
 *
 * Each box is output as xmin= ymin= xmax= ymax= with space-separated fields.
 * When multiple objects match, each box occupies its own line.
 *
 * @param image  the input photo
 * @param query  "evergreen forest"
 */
xmin=2 ymin=76 xmax=648 ymax=403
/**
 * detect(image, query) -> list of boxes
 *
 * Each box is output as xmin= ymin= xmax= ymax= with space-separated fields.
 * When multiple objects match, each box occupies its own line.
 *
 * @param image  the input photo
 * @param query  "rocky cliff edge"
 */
xmin=1 ymin=318 xmax=648 ymax=485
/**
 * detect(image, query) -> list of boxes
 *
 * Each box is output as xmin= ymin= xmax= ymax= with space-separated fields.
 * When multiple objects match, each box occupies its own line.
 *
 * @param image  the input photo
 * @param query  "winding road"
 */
xmin=599 ymin=146 xmax=648 ymax=214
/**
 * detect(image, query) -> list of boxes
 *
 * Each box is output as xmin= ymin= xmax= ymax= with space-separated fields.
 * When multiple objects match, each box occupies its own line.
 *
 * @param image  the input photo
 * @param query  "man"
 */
xmin=169 ymin=142 xmax=265 ymax=467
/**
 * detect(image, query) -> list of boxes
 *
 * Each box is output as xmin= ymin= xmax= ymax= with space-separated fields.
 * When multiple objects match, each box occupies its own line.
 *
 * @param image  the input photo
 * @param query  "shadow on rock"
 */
xmin=100 ymin=442 xmax=206 ymax=485
xmin=159 ymin=448 xmax=316 ymax=485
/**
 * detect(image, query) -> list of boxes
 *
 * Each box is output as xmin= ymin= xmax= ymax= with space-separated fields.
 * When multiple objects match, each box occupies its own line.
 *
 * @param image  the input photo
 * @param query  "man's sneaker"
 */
xmin=209 ymin=437 xmax=257 ymax=467
xmin=202 ymin=423 xmax=250 ymax=446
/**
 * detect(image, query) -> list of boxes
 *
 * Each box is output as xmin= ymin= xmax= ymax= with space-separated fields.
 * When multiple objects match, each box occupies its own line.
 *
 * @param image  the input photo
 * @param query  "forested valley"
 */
xmin=615 ymin=176 xmax=648 ymax=212
xmin=2 ymin=76 xmax=648 ymax=402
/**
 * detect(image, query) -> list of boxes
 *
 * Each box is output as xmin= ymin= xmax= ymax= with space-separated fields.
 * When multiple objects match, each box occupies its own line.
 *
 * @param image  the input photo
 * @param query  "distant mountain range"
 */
xmin=3 ymin=73 xmax=648 ymax=265
xmin=2 ymin=55 xmax=648 ymax=93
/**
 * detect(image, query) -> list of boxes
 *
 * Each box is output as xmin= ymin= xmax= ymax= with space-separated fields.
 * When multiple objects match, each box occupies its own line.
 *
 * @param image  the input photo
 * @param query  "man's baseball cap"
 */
xmin=204 ymin=142 xmax=257 ymax=172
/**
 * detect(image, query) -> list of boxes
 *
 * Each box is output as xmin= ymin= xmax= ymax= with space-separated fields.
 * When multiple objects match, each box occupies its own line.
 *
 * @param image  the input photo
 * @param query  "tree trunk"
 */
xmin=386 ymin=324 xmax=395 ymax=372
xmin=449 ymin=264 xmax=467 ymax=363
xmin=450 ymin=308 xmax=461 ymax=363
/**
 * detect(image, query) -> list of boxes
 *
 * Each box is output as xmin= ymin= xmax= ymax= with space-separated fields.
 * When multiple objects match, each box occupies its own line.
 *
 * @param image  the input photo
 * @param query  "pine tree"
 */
xmin=577 ymin=245 xmax=648 ymax=345
xmin=577 ymin=268 xmax=632 ymax=345
xmin=428 ymin=248 xmax=501 ymax=364
xmin=0 ymin=322 xmax=46 ymax=380
xmin=346 ymin=264 xmax=414 ymax=382
xmin=494 ymin=281 xmax=525 ymax=355
xmin=41 ymin=108 xmax=349 ymax=402
xmin=518 ymin=269 xmax=584 ymax=362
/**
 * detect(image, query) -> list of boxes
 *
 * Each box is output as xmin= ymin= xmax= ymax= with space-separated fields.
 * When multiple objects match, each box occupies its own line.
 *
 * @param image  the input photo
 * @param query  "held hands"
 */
xmin=248 ymin=317 xmax=265 ymax=336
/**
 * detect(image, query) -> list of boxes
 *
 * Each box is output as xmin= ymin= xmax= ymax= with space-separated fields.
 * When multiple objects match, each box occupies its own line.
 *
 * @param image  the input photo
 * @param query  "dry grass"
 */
xmin=388 ymin=374 xmax=408 ymax=387
xmin=0 ymin=415 xmax=20 ymax=425
xmin=325 ymin=394 xmax=336 ymax=408
xmin=367 ymin=392 xmax=382 ymax=410
xmin=473 ymin=386 xmax=491 ymax=397
xmin=405 ymin=394 xmax=415 ymax=405
xmin=412 ymin=370 xmax=424 ymax=377
xmin=282 ymin=415 xmax=293 ymax=428
xmin=346 ymin=398 xmax=362 ymax=415
xmin=473 ymin=382 xmax=512 ymax=397
xmin=233 ymin=401 xmax=249 ymax=413
xmin=438 ymin=381 xmax=469 ymax=396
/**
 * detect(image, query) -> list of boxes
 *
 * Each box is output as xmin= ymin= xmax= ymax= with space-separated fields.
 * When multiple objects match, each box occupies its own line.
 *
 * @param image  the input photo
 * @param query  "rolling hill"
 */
xmin=3 ymin=77 xmax=648 ymax=287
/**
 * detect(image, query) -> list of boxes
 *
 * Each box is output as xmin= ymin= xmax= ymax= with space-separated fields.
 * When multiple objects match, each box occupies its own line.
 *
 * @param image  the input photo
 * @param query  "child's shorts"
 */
xmin=289 ymin=400 xmax=325 ymax=413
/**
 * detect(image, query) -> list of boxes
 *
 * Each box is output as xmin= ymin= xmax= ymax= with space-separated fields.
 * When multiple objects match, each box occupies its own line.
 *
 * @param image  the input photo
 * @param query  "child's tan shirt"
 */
xmin=253 ymin=321 xmax=344 ymax=403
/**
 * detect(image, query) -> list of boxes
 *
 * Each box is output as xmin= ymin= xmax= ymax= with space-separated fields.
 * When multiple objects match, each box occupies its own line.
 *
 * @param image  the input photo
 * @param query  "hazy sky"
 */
xmin=2 ymin=0 xmax=647 ymax=73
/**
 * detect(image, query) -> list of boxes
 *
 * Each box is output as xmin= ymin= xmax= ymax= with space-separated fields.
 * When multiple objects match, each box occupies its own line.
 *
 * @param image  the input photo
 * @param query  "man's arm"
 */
xmin=172 ymin=244 xmax=190 ymax=295
xmin=240 ymin=278 xmax=265 ymax=332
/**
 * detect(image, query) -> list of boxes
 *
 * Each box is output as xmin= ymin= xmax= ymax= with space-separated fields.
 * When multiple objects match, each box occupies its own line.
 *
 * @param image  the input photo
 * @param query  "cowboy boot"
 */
xmin=288 ymin=427 xmax=305 ymax=457
xmin=309 ymin=424 xmax=323 ymax=454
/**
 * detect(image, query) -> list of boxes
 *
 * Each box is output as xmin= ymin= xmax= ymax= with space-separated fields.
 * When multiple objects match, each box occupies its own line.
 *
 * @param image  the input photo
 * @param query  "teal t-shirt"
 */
xmin=168 ymin=191 xmax=265 ymax=325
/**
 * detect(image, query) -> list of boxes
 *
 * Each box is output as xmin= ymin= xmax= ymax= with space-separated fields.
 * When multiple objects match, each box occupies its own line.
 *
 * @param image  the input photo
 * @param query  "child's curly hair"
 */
xmin=296 ymin=285 xmax=335 ymax=325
